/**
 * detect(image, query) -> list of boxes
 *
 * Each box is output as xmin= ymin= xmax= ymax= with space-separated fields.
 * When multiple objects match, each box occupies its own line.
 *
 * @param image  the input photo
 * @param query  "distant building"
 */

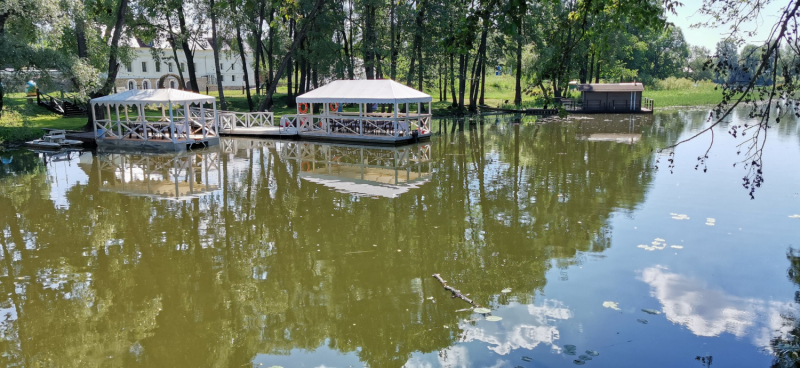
xmin=116 ymin=38 xmax=255 ymax=92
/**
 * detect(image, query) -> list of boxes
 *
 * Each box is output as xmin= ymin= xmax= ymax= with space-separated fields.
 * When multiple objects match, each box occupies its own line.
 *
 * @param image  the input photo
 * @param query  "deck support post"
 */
xmin=168 ymin=102 xmax=176 ymax=144
xmin=90 ymin=101 xmax=98 ymax=140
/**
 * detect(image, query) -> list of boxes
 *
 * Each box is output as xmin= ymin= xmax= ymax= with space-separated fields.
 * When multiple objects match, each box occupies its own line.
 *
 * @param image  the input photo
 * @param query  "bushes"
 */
xmin=651 ymin=77 xmax=716 ymax=91
xmin=0 ymin=104 xmax=44 ymax=144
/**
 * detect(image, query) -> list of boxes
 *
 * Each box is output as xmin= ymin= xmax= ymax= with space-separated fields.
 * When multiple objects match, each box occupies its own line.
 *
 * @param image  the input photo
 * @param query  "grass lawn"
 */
xmin=2 ymin=75 xmax=727 ymax=144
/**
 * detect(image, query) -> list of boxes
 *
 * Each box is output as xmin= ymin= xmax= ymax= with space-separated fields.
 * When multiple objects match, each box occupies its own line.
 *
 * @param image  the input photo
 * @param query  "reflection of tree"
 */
xmin=0 ymin=116 xmax=677 ymax=366
xmin=770 ymin=249 xmax=800 ymax=367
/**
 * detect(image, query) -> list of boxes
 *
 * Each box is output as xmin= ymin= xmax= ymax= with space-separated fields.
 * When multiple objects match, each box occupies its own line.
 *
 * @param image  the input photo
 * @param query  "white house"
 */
xmin=116 ymin=38 xmax=256 ymax=92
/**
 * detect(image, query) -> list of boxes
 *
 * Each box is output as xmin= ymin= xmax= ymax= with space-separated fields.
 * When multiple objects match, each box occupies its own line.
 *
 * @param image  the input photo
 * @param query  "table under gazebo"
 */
xmin=281 ymin=80 xmax=433 ymax=145
xmin=90 ymin=89 xmax=220 ymax=152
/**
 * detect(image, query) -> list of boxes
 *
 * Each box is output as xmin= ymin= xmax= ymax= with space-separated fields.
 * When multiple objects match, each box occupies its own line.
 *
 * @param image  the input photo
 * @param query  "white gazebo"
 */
xmin=90 ymin=89 xmax=220 ymax=152
xmin=281 ymin=80 xmax=433 ymax=144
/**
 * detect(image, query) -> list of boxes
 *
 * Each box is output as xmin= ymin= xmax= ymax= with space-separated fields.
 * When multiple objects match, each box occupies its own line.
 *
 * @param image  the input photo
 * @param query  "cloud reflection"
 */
xmin=458 ymin=300 xmax=572 ymax=355
xmin=640 ymin=266 xmax=794 ymax=348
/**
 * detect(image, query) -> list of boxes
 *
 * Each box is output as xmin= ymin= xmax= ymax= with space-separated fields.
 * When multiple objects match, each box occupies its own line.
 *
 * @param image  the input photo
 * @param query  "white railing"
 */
xmin=217 ymin=110 xmax=274 ymax=131
xmin=280 ymin=113 xmax=432 ymax=138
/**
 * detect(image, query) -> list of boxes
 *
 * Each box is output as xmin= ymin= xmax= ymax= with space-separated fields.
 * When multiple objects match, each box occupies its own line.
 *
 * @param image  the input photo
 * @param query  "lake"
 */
xmin=0 ymin=108 xmax=799 ymax=367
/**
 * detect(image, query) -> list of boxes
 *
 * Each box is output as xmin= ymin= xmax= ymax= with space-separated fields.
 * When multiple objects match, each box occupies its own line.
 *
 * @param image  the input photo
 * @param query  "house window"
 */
xmin=168 ymin=63 xmax=173 ymax=72
xmin=231 ymin=63 xmax=235 ymax=71
xmin=180 ymin=63 xmax=185 ymax=72
xmin=141 ymin=62 xmax=147 ymax=73
xmin=128 ymin=81 xmax=135 ymax=90
xmin=125 ymin=63 xmax=132 ymax=72
xmin=193 ymin=62 xmax=197 ymax=71
xmin=169 ymin=80 xmax=176 ymax=89
xmin=220 ymin=63 xmax=223 ymax=70
xmin=220 ymin=75 xmax=224 ymax=82
xmin=155 ymin=62 xmax=161 ymax=72
xmin=232 ymin=75 xmax=236 ymax=82
xmin=142 ymin=80 xmax=150 ymax=89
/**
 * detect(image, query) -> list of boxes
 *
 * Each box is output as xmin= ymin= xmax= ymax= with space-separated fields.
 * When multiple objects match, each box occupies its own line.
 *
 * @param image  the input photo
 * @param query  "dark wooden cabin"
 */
xmin=575 ymin=83 xmax=652 ymax=113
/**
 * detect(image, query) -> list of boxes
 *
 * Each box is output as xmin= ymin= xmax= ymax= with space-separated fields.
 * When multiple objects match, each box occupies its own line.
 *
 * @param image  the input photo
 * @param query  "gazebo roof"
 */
xmin=296 ymin=80 xmax=432 ymax=104
xmin=90 ymin=88 xmax=215 ymax=105
xmin=576 ymin=83 xmax=644 ymax=92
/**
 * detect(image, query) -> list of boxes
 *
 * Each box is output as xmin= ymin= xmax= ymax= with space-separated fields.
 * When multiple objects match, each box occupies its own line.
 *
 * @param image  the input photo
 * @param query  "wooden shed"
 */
xmin=575 ymin=83 xmax=653 ymax=113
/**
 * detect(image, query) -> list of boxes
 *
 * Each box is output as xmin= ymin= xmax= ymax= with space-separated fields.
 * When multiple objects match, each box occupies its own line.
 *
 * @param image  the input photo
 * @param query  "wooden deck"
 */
xmin=220 ymin=126 xmax=298 ymax=138
xmin=298 ymin=131 xmax=431 ymax=145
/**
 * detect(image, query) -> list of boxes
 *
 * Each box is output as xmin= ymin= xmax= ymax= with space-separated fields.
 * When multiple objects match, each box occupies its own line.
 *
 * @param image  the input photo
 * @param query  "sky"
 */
xmin=667 ymin=0 xmax=788 ymax=51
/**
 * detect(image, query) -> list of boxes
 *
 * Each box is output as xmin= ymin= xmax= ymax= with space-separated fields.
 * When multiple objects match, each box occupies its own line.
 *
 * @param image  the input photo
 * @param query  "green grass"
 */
xmin=0 ymin=93 xmax=86 ymax=144
xmin=643 ymin=84 xmax=723 ymax=108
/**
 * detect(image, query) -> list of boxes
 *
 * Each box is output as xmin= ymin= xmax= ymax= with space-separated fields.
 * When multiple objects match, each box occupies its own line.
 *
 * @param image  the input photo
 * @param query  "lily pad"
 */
xmin=501 ymin=288 xmax=512 ymax=293
xmin=578 ymin=355 xmax=592 ymax=361
xmin=585 ymin=350 xmax=599 ymax=356
xmin=485 ymin=316 xmax=503 ymax=322
xmin=637 ymin=318 xmax=649 ymax=324
xmin=573 ymin=359 xmax=586 ymax=365
xmin=521 ymin=356 xmax=532 ymax=362
xmin=642 ymin=308 xmax=661 ymax=315
xmin=564 ymin=344 xmax=577 ymax=355
xmin=473 ymin=307 xmax=491 ymax=314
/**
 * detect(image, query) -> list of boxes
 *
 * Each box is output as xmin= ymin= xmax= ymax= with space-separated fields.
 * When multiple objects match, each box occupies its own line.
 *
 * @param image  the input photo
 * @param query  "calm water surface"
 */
xmin=0 ymin=109 xmax=799 ymax=367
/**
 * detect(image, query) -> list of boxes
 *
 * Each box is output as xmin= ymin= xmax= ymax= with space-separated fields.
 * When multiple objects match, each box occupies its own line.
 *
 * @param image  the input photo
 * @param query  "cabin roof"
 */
xmin=576 ymin=83 xmax=644 ymax=92
xmin=90 ymin=88 xmax=215 ymax=105
xmin=296 ymin=80 xmax=432 ymax=104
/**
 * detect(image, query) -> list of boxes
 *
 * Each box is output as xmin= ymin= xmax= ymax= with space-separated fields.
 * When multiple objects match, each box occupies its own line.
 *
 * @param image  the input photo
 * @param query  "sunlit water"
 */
xmin=0 ymin=108 xmax=799 ymax=367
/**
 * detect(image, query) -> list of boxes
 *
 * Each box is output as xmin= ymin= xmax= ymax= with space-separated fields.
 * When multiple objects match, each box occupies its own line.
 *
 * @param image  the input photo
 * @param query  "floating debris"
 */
xmin=586 ymin=350 xmax=599 ymax=356
xmin=603 ymin=301 xmax=620 ymax=310
xmin=671 ymin=214 xmax=690 ymax=220
xmin=790 ymin=214 xmax=800 ymax=219
xmin=642 ymin=308 xmax=661 ymax=315
xmin=426 ymin=296 xmax=434 ymax=300
xmin=485 ymin=316 xmax=503 ymax=322
xmin=521 ymin=356 xmax=532 ymax=362
xmin=670 ymin=245 xmax=683 ymax=249
xmin=473 ymin=307 xmax=491 ymax=314
xmin=637 ymin=318 xmax=649 ymax=324
xmin=705 ymin=217 xmax=716 ymax=226
xmin=501 ymin=288 xmax=512 ymax=293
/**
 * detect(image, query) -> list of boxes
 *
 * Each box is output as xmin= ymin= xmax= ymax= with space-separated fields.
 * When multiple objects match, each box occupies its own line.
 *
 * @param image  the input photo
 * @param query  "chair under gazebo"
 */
xmin=90 ymin=89 xmax=220 ymax=152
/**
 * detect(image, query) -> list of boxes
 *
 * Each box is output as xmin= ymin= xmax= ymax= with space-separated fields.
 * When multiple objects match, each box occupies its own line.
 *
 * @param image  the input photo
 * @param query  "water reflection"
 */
xmin=0 ymin=110 xmax=797 ymax=367
xmin=277 ymin=141 xmax=432 ymax=198
xmin=96 ymin=151 xmax=222 ymax=200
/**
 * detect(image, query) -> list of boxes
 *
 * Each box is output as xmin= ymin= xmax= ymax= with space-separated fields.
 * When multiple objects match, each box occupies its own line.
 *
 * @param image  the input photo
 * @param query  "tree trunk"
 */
xmin=258 ymin=0 xmax=325 ymax=111
xmin=595 ymin=60 xmax=600 ymax=83
xmin=449 ymin=54 xmax=457 ymax=107
xmin=588 ymin=50 xmax=594 ymax=83
xmin=514 ymin=35 xmax=522 ymax=105
xmin=390 ymin=0 xmax=397 ymax=80
xmin=458 ymin=53 xmax=468 ymax=109
xmin=166 ymin=17 xmax=186 ymax=89
xmin=469 ymin=28 xmax=487 ymax=111
xmin=479 ymin=54 xmax=486 ymax=105
xmin=268 ymin=9 xmax=274 ymax=86
xmin=177 ymin=7 xmax=200 ymax=92
xmin=210 ymin=0 xmax=227 ymax=109
xmin=364 ymin=2 xmax=376 ymax=79
xmin=76 ymin=16 xmax=88 ymax=58
xmin=84 ymin=0 xmax=128 ymax=130
xmin=298 ymin=41 xmax=307 ymax=95
xmin=235 ymin=25 xmax=253 ymax=111
xmin=254 ymin=0 xmax=265 ymax=94
xmin=340 ymin=28 xmax=354 ymax=79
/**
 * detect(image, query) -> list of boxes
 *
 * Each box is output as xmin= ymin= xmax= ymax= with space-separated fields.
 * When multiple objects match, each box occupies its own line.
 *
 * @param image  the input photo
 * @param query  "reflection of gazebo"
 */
xmin=97 ymin=150 xmax=221 ymax=200
xmin=279 ymin=141 xmax=432 ymax=198
xmin=90 ymin=89 xmax=219 ymax=152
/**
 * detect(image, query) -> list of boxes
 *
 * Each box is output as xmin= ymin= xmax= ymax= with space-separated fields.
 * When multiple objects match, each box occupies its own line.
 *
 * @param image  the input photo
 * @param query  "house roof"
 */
xmin=576 ymin=83 xmax=644 ymax=92
xmin=296 ymin=80 xmax=432 ymax=104
xmin=90 ymin=88 xmax=215 ymax=106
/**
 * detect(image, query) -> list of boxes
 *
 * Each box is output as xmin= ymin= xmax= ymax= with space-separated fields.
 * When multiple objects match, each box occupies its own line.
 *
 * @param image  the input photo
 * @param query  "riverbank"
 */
xmin=1 ymin=77 xmax=723 ymax=145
